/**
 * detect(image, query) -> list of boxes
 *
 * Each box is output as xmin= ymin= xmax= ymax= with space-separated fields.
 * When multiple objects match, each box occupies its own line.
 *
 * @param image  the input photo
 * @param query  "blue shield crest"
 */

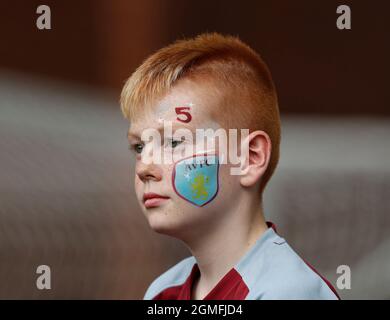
xmin=172 ymin=154 xmax=219 ymax=207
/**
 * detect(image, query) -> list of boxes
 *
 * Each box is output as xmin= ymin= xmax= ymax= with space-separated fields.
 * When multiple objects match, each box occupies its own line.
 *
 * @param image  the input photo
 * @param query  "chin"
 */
xmin=146 ymin=209 xmax=176 ymax=234
xmin=146 ymin=208 xmax=192 ymax=238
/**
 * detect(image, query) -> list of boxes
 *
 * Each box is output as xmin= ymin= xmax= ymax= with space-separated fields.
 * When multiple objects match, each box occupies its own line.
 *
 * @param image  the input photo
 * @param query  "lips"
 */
xmin=143 ymin=193 xmax=170 ymax=208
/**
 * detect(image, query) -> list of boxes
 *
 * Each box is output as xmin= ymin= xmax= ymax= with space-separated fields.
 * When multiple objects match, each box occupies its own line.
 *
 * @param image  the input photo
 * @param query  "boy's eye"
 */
xmin=166 ymin=138 xmax=184 ymax=149
xmin=170 ymin=140 xmax=182 ymax=148
xmin=129 ymin=143 xmax=144 ymax=154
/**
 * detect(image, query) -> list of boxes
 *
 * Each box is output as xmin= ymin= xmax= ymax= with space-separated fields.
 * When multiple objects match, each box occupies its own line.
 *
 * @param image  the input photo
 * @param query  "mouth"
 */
xmin=143 ymin=193 xmax=170 ymax=208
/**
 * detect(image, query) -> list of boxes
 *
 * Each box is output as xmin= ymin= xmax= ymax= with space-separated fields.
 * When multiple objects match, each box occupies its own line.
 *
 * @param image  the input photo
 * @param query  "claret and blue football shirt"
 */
xmin=144 ymin=223 xmax=339 ymax=300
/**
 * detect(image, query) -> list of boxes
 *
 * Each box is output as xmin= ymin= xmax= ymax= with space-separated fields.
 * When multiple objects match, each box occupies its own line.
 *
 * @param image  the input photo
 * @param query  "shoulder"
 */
xmin=143 ymin=256 xmax=196 ymax=300
xmin=240 ymin=230 xmax=339 ymax=300
xmin=261 ymin=246 xmax=338 ymax=299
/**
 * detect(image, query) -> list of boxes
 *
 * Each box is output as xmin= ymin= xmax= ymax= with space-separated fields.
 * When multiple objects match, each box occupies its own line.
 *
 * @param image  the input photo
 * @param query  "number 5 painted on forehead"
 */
xmin=175 ymin=107 xmax=192 ymax=123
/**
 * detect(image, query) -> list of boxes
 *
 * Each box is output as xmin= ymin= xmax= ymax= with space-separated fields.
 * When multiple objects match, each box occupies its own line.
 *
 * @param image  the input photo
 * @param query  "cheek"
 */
xmin=217 ymin=164 xmax=237 ymax=197
xmin=171 ymin=154 xmax=220 ymax=207
xmin=134 ymin=175 xmax=143 ymax=194
xmin=165 ymin=164 xmax=175 ymax=186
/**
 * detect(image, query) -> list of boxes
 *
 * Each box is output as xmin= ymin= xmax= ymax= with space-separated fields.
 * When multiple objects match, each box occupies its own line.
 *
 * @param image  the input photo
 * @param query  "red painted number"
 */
xmin=175 ymin=107 xmax=192 ymax=123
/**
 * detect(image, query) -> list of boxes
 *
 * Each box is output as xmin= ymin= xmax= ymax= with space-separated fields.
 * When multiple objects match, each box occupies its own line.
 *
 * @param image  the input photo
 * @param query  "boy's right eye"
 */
xmin=129 ymin=143 xmax=144 ymax=154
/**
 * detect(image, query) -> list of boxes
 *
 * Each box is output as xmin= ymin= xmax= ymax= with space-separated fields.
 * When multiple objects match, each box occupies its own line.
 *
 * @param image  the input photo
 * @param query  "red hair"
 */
xmin=121 ymin=33 xmax=281 ymax=194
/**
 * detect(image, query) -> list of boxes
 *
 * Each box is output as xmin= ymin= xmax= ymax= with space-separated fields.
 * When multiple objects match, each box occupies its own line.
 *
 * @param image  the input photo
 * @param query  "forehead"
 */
xmin=128 ymin=79 xmax=221 ymax=137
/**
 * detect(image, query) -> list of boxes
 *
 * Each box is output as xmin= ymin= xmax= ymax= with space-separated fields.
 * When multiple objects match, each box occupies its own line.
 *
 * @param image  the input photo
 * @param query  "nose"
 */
xmin=136 ymin=161 xmax=163 ymax=182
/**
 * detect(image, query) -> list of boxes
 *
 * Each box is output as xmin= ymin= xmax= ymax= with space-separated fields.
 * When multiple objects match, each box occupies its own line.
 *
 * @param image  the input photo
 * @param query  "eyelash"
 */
xmin=165 ymin=138 xmax=184 ymax=149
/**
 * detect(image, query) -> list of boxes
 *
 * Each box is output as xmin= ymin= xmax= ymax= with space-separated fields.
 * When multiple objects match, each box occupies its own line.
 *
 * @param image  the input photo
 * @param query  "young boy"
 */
xmin=121 ymin=33 xmax=339 ymax=300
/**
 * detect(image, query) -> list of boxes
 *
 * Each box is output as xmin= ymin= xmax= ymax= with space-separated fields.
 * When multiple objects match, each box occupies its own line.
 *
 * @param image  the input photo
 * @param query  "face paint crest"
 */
xmin=172 ymin=153 xmax=219 ymax=207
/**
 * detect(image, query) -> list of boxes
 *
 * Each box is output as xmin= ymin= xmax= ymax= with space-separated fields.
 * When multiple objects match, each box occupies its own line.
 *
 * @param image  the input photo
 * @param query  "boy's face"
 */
xmin=127 ymin=79 xmax=241 ymax=239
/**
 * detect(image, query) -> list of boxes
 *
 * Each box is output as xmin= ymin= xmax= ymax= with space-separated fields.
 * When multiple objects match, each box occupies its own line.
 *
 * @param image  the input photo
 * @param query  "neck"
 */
xmin=181 ymin=191 xmax=268 ymax=299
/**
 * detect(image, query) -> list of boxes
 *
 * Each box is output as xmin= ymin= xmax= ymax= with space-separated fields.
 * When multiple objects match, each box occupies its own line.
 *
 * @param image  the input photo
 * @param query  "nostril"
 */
xmin=138 ymin=171 xmax=160 ymax=182
xmin=136 ymin=163 xmax=162 ymax=182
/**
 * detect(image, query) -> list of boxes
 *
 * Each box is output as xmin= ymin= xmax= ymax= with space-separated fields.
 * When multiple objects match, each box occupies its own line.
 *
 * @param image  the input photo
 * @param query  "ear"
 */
xmin=239 ymin=131 xmax=271 ymax=188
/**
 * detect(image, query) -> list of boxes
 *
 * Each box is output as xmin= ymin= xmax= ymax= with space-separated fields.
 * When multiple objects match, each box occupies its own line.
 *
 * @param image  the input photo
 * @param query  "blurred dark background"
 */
xmin=0 ymin=0 xmax=389 ymax=299
xmin=1 ymin=0 xmax=389 ymax=114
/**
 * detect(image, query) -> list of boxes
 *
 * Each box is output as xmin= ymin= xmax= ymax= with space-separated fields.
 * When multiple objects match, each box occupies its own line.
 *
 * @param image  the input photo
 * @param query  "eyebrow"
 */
xmin=127 ymin=122 xmax=196 ymax=141
xmin=127 ymin=130 xmax=140 ymax=141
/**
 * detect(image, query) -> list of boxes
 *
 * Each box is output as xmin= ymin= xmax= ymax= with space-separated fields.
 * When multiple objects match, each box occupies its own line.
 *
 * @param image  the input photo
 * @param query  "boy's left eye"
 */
xmin=166 ymin=138 xmax=184 ymax=148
